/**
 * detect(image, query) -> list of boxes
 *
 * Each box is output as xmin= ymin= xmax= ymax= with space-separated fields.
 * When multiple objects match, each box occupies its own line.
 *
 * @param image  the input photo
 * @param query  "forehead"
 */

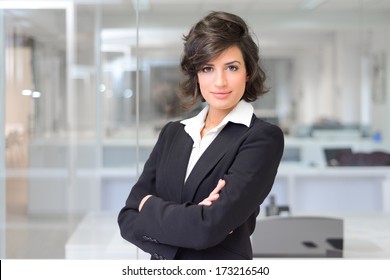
xmin=207 ymin=45 xmax=244 ymax=64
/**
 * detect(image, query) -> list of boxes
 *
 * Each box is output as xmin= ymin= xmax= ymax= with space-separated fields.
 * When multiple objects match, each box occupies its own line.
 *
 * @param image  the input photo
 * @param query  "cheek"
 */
xmin=198 ymin=74 xmax=210 ymax=83
xmin=197 ymin=76 xmax=211 ymax=91
xmin=235 ymin=79 xmax=247 ymax=100
xmin=234 ymin=76 xmax=247 ymax=91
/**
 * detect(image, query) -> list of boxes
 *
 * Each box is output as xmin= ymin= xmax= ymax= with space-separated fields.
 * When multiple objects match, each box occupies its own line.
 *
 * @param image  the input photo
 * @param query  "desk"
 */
xmin=272 ymin=165 xmax=390 ymax=213
xmin=65 ymin=211 xmax=390 ymax=259
xmin=26 ymin=137 xmax=390 ymax=215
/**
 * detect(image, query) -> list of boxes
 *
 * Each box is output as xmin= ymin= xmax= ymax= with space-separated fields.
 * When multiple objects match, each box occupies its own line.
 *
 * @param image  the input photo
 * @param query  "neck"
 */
xmin=200 ymin=110 xmax=223 ymax=138
xmin=205 ymin=106 xmax=234 ymax=127
xmin=204 ymin=112 xmax=223 ymax=129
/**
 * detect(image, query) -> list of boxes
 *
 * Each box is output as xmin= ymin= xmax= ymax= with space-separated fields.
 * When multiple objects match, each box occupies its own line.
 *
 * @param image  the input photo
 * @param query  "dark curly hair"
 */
xmin=180 ymin=11 xmax=269 ymax=108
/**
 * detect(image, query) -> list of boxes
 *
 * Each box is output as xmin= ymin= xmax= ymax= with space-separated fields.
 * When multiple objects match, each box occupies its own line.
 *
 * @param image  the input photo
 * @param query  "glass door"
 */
xmin=0 ymin=8 xmax=6 ymax=259
xmin=0 ymin=0 xmax=139 ymax=259
xmin=1 ymin=2 xmax=76 ymax=258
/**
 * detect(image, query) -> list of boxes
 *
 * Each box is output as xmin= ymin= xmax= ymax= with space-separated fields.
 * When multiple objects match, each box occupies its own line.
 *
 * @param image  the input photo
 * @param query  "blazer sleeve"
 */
xmin=117 ymin=122 xmax=179 ymax=259
xmin=129 ymin=122 xmax=284 ymax=250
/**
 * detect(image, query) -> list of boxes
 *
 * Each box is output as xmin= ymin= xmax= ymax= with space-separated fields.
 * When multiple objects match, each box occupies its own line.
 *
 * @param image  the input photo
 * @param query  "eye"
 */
xmin=201 ymin=66 xmax=213 ymax=73
xmin=227 ymin=65 xmax=238 ymax=71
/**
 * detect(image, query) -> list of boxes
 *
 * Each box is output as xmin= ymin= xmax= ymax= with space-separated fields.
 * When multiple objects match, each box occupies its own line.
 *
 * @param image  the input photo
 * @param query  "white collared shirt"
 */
xmin=180 ymin=100 xmax=254 ymax=181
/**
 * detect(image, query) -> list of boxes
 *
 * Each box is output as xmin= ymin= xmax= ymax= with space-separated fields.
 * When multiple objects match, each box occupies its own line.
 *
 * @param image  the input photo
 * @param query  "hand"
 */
xmin=198 ymin=179 xmax=226 ymax=206
xmin=139 ymin=195 xmax=152 ymax=212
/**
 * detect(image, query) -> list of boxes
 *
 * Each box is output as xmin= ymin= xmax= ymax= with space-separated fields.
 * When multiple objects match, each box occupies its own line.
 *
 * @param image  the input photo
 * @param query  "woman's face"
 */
xmin=197 ymin=45 xmax=247 ymax=115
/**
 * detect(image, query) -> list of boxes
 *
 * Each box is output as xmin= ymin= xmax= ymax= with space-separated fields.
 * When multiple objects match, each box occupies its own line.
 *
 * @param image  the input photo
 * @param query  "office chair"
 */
xmin=252 ymin=216 xmax=343 ymax=258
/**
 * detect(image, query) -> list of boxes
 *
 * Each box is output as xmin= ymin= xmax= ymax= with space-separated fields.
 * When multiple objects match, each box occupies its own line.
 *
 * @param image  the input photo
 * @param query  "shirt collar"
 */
xmin=180 ymin=104 xmax=208 ymax=128
xmin=224 ymin=100 xmax=254 ymax=128
xmin=180 ymin=100 xmax=254 ymax=129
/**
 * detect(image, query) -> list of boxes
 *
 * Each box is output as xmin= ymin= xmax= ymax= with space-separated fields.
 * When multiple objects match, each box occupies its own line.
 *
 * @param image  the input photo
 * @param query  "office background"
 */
xmin=1 ymin=0 xmax=390 ymax=259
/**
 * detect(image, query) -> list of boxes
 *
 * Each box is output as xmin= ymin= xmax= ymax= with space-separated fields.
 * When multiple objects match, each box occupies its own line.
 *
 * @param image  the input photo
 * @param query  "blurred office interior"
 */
xmin=1 ymin=0 xmax=390 ymax=259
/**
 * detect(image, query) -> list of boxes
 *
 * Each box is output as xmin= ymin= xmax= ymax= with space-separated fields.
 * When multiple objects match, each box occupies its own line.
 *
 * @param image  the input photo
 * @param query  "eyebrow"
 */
xmin=225 ymin=60 xmax=242 ymax=65
xmin=204 ymin=60 xmax=242 ymax=66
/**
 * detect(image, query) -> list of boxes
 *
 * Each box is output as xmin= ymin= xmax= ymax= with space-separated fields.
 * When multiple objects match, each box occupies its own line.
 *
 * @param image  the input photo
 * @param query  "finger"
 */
xmin=210 ymin=179 xmax=226 ymax=195
xmin=198 ymin=199 xmax=212 ymax=206
xmin=198 ymin=194 xmax=219 ymax=206
xmin=138 ymin=194 xmax=152 ymax=212
xmin=206 ymin=193 xmax=219 ymax=202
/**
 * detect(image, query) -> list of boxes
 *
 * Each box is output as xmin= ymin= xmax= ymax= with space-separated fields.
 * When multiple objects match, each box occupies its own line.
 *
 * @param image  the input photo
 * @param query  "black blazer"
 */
xmin=118 ymin=115 xmax=284 ymax=260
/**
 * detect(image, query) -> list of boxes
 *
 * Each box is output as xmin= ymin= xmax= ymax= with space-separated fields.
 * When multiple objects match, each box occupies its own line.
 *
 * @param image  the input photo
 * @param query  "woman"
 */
xmin=118 ymin=11 xmax=284 ymax=260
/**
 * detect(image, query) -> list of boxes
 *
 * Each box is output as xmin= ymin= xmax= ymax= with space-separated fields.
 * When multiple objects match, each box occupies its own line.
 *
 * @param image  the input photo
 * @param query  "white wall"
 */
xmin=370 ymin=27 xmax=390 ymax=148
xmin=284 ymin=27 xmax=390 ymax=145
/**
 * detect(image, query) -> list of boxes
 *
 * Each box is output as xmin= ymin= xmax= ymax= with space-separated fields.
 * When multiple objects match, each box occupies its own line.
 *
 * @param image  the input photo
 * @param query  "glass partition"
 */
xmin=2 ymin=3 xmax=74 ymax=258
xmin=0 ymin=8 xmax=6 ymax=259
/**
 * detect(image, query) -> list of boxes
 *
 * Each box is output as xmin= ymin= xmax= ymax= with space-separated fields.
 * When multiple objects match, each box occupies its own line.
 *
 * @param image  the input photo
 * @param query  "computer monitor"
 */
xmin=324 ymin=148 xmax=353 ymax=166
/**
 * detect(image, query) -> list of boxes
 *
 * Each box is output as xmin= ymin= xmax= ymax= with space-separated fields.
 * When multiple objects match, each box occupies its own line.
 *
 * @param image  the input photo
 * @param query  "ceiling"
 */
xmin=4 ymin=0 xmax=390 ymax=32
xmin=97 ymin=0 xmax=390 ymax=17
xmin=3 ymin=0 xmax=390 ymax=59
xmin=97 ymin=0 xmax=390 ymax=55
xmin=98 ymin=2 xmax=389 ymax=33
xmin=96 ymin=0 xmax=390 ymax=13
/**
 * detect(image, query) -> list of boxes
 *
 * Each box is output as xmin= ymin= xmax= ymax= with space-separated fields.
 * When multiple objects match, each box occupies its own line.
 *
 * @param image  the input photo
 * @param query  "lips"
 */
xmin=212 ymin=91 xmax=231 ymax=99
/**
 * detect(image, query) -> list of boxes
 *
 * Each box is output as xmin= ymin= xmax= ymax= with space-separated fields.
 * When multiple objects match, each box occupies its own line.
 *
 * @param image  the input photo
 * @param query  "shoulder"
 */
xmin=155 ymin=120 xmax=186 ymax=143
xmin=159 ymin=120 xmax=184 ymax=135
xmin=244 ymin=117 xmax=285 ymax=159
xmin=151 ymin=121 xmax=188 ymax=153
xmin=251 ymin=117 xmax=284 ymax=139
xmin=243 ymin=116 xmax=285 ymax=153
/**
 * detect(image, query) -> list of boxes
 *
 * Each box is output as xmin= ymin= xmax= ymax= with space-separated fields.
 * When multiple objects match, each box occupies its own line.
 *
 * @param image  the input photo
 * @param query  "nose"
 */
xmin=214 ymin=70 xmax=227 ymax=87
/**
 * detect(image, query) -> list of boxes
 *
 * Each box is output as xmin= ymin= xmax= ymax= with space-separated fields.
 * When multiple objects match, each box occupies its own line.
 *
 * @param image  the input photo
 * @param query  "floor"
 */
xmin=5 ymin=178 xmax=81 ymax=259
xmin=5 ymin=152 xmax=81 ymax=259
xmin=65 ymin=211 xmax=390 ymax=260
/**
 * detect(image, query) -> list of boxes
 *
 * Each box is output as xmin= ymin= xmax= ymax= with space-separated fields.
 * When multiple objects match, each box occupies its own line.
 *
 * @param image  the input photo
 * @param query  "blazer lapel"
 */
xmin=164 ymin=128 xmax=193 ymax=202
xmin=181 ymin=122 xmax=249 ymax=202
